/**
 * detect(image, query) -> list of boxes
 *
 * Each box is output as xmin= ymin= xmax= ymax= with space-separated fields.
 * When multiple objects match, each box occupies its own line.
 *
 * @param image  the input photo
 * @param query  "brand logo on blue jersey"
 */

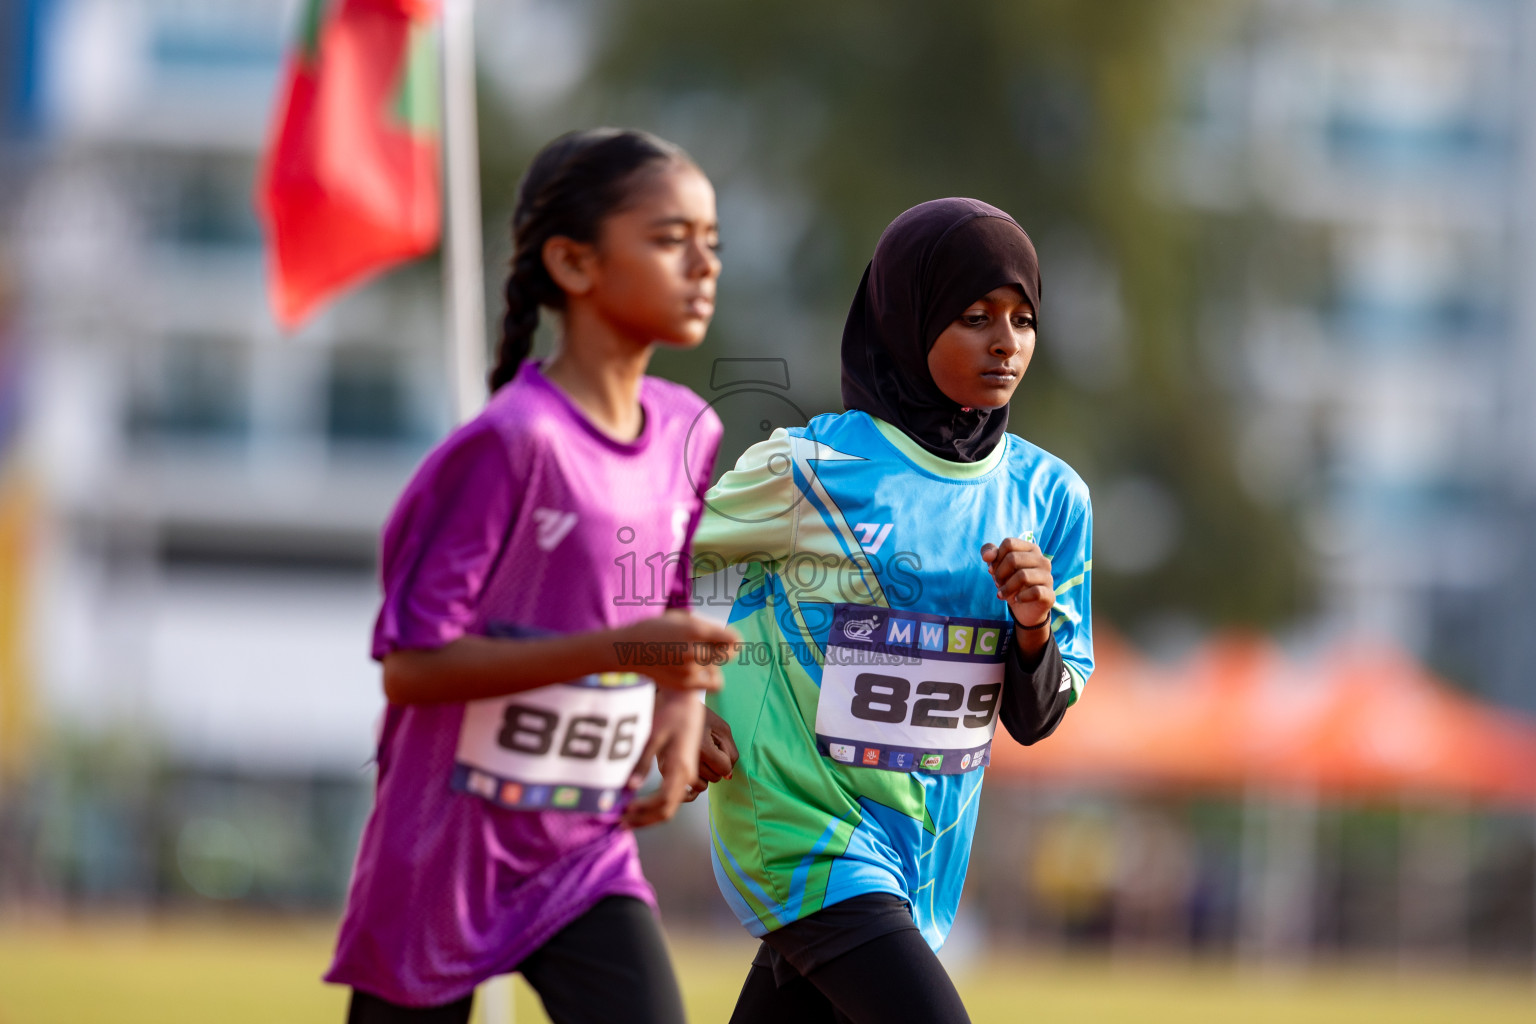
xmin=853 ymin=522 xmax=894 ymax=554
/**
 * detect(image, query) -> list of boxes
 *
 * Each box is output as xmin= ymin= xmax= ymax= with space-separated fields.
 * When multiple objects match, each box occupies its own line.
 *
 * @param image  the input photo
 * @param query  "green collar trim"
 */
xmin=869 ymin=416 xmax=1007 ymax=480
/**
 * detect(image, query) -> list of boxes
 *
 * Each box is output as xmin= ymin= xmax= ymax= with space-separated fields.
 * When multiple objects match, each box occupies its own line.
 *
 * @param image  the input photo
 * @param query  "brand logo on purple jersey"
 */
xmin=532 ymin=508 xmax=578 ymax=551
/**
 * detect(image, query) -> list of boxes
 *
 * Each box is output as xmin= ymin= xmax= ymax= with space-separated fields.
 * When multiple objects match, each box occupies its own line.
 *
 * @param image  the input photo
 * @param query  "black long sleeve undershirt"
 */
xmin=999 ymin=630 xmax=1072 ymax=746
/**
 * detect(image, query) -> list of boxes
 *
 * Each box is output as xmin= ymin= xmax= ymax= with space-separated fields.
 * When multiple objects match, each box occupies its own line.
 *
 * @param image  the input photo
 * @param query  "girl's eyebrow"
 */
xmin=646 ymin=215 xmax=717 ymax=230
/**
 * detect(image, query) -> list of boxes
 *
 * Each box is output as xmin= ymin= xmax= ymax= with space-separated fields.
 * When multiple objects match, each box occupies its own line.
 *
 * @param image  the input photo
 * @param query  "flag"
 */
xmin=256 ymin=0 xmax=441 ymax=329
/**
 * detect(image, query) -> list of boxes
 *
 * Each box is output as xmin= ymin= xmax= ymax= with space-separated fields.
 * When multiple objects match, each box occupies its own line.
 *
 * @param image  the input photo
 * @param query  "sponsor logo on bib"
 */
xmin=842 ymin=615 xmax=881 ymax=642
xmin=830 ymin=743 xmax=856 ymax=763
xmin=862 ymin=748 xmax=881 ymax=766
xmin=466 ymin=770 xmax=496 ymax=799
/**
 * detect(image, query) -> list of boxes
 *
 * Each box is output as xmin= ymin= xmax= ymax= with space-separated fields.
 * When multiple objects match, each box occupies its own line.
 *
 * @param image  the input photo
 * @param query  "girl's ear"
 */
xmin=542 ymin=235 xmax=597 ymax=297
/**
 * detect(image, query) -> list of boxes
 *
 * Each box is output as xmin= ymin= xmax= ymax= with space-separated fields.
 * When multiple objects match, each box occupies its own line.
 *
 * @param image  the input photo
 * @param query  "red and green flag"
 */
xmin=256 ymin=0 xmax=441 ymax=329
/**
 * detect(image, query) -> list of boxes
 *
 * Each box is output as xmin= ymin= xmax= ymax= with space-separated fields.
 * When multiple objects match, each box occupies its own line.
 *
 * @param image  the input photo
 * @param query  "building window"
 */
xmin=325 ymin=349 xmax=425 ymax=446
xmin=127 ymin=336 xmax=251 ymax=442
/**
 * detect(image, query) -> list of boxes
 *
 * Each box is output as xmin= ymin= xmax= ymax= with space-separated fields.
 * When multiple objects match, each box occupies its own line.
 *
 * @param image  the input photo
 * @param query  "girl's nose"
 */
xmin=990 ymin=326 xmax=1021 ymax=357
xmin=689 ymin=238 xmax=720 ymax=279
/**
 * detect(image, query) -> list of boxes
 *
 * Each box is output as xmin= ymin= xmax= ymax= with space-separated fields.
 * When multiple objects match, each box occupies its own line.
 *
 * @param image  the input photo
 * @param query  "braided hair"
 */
xmin=489 ymin=128 xmax=689 ymax=392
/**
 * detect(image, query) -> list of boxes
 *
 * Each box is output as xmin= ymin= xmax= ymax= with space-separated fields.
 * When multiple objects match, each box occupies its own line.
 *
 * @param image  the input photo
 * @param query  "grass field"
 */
xmin=0 ymin=916 xmax=1532 ymax=1023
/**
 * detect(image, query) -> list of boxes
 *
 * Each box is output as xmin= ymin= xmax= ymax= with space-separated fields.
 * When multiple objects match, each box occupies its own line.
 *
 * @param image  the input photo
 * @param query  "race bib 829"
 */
xmin=814 ymin=603 xmax=1010 ymax=775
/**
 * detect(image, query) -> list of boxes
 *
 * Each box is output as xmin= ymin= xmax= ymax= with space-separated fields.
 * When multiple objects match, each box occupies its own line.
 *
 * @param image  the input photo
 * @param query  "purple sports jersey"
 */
xmin=326 ymin=361 xmax=721 ymax=1006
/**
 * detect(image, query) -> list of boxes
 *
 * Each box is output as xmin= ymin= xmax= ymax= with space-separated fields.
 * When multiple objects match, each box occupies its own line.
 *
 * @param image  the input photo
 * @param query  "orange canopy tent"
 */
xmin=988 ymin=631 xmax=1536 ymax=806
xmin=1289 ymin=644 xmax=1536 ymax=803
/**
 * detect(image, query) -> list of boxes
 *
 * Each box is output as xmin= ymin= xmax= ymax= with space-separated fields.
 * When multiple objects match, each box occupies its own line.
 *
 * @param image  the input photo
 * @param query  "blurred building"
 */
xmin=1167 ymin=0 xmax=1536 ymax=710
xmin=0 ymin=0 xmax=454 ymax=903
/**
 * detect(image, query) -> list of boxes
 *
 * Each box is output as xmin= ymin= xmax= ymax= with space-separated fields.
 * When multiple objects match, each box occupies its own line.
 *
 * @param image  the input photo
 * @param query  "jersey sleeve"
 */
xmin=690 ymin=428 xmax=799 ymax=575
xmin=371 ymin=422 xmax=520 ymax=659
xmin=668 ymin=404 xmax=724 ymax=609
xmin=1047 ymin=494 xmax=1094 ymax=705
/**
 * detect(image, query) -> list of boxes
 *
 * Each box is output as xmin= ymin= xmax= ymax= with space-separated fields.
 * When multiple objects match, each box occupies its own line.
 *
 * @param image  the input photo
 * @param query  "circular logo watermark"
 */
xmin=683 ymin=358 xmax=819 ymax=525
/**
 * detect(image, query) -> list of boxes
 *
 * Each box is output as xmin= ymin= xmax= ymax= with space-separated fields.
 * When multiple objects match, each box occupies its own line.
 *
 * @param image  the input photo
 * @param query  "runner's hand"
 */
xmin=614 ymin=611 xmax=739 ymax=692
xmin=684 ymin=707 xmax=738 ymax=802
xmin=622 ymin=690 xmax=704 ymax=828
xmin=981 ymin=538 xmax=1054 ymax=633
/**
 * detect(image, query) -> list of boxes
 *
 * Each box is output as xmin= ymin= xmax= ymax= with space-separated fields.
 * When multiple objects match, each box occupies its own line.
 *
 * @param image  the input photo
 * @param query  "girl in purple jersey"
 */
xmin=327 ymin=129 xmax=739 ymax=1024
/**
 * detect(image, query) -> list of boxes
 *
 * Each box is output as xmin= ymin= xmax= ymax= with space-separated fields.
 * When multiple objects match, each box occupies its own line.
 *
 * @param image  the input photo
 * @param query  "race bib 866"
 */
xmin=452 ymin=674 xmax=653 ymax=813
xmin=815 ymin=603 xmax=1010 ymax=775
xmin=451 ymin=622 xmax=653 ymax=814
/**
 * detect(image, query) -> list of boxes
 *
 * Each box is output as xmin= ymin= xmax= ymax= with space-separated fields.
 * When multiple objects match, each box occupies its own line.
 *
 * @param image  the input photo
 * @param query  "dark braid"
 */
xmin=490 ymin=246 xmax=554 ymax=392
xmin=489 ymin=128 xmax=690 ymax=393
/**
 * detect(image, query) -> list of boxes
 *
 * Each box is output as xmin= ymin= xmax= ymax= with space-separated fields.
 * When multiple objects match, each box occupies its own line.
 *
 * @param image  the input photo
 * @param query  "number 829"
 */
xmin=848 ymin=673 xmax=1001 ymax=729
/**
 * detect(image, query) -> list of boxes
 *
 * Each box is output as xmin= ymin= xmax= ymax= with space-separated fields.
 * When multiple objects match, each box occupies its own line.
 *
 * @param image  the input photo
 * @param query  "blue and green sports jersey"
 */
xmin=693 ymin=410 xmax=1093 ymax=949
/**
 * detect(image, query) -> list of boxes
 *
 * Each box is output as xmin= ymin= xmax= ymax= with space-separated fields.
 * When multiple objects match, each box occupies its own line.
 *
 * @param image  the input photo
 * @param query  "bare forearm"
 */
xmin=382 ymin=632 xmax=626 ymax=705
xmin=1014 ymin=620 xmax=1049 ymax=660
xmin=382 ymin=610 xmax=740 ymax=705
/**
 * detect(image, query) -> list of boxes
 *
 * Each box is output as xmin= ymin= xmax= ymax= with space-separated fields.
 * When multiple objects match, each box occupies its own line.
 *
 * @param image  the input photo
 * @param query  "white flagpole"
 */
xmin=441 ymin=0 xmax=487 ymax=424
xmin=441 ymin=22 xmax=513 ymax=1024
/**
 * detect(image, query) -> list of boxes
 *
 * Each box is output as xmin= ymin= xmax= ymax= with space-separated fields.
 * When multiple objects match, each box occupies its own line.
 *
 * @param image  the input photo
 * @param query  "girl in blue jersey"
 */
xmin=689 ymin=198 xmax=1094 ymax=1023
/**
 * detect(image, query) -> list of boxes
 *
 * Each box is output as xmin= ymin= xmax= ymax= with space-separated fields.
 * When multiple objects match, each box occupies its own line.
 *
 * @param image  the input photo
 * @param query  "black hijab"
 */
xmin=841 ymin=198 xmax=1041 ymax=463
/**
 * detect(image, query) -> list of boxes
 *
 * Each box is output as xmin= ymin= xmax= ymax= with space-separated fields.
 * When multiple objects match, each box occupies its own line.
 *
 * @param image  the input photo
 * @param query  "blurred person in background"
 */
xmin=325 ymin=128 xmax=737 ymax=1024
xmin=1027 ymin=810 xmax=1117 ymax=944
xmin=0 ymin=254 xmax=31 ymax=794
xmin=690 ymin=198 xmax=1094 ymax=1023
xmin=1111 ymin=807 xmax=1196 ymax=951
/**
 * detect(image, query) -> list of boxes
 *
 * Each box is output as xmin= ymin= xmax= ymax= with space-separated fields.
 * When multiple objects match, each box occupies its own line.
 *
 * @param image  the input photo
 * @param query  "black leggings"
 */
xmin=347 ymin=896 xmax=686 ymax=1024
xmin=728 ymin=926 xmax=970 ymax=1024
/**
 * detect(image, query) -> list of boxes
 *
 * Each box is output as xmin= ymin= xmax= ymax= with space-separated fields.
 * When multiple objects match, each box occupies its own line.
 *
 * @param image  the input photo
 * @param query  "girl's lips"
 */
xmin=686 ymin=297 xmax=714 ymax=318
xmin=981 ymin=367 xmax=1018 ymax=381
